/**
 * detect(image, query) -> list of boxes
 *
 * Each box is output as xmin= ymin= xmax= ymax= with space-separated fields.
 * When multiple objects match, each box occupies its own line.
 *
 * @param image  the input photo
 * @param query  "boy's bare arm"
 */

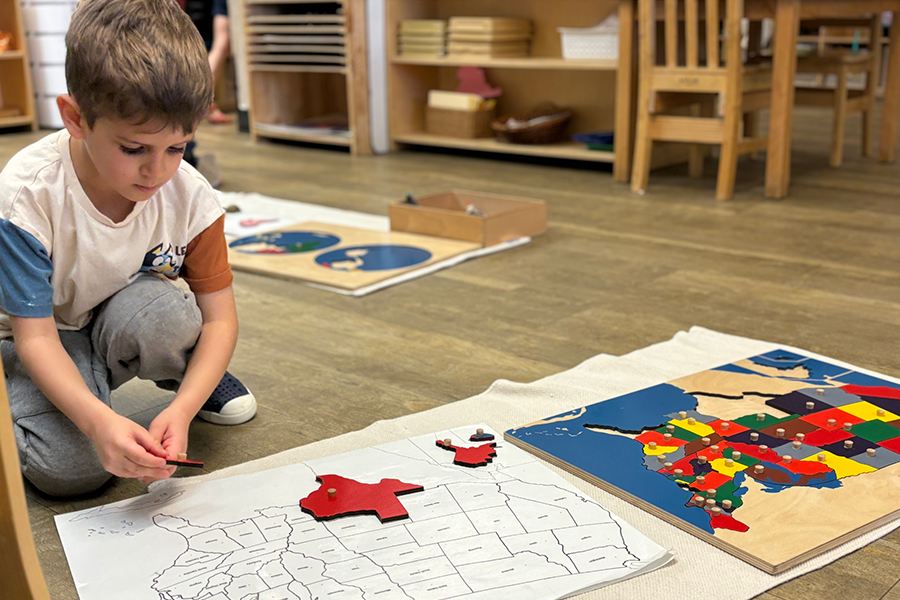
xmin=9 ymin=316 xmax=171 ymax=480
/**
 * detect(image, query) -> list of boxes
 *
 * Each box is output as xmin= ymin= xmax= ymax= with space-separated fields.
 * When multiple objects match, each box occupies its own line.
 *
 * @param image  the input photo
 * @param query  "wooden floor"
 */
xmin=3 ymin=107 xmax=900 ymax=599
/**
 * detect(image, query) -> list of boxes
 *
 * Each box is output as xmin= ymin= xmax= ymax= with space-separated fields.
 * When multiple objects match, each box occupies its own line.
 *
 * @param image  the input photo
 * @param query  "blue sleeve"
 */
xmin=0 ymin=218 xmax=53 ymax=318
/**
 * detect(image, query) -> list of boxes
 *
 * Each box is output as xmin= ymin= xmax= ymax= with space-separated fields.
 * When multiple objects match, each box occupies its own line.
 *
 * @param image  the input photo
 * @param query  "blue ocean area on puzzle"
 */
xmin=506 ymin=349 xmax=900 ymax=537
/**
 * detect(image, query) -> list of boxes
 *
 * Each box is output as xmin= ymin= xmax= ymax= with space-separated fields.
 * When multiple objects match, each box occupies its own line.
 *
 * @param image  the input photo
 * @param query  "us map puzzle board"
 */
xmin=227 ymin=222 xmax=480 ymax=291
xmin=505 ymin=350 xmax=900 ymax=573
xmin=55 ymin=425 xmax=670 ymax=600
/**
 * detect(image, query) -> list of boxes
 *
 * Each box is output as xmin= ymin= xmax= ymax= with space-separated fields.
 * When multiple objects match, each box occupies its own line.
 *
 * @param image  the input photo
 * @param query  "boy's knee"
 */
xmin=96 ymin=276 xmax=202 ymax=351
xmin=25 ymin=461 xmax=111 ymax=497
xmin=16 ymin=430 xmax=112 ymax=496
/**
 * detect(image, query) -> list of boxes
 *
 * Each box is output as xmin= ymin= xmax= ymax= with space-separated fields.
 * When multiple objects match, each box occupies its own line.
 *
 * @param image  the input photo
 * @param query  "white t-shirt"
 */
xmin=0 ymin=129 xmax=233 ymax=339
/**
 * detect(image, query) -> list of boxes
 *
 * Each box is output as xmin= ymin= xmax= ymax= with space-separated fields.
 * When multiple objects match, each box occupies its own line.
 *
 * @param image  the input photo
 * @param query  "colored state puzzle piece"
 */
xmin=436 ymin=439 xmax=497 ymax=467
xmin=299 ymin=474 xmax=424 ymax=522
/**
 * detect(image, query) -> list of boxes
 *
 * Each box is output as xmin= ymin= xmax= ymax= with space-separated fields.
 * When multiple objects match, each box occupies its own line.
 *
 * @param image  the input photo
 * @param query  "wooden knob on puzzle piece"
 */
xmin=702 ymin=437 xmax=711 ymax=446
xmin=696 ymin=475 xmax=706 ymax=483
xmin=843 ymin=422 xmax=853 ymax=431
xmin=756 ymin=413 xmax=766 ymax=421
xmin=720 ymin=422 xmax=730 ymax=430
xmin=666 ymin=424 xmax=675 ymax=433
xmin=688 ymin=418 xmax=696 ymax=425
xmin=754 ymin=465 xmax=765 ymax=474
xmin=693 ymin=495 xmax=705 ymax=504
xmin=679 ymin=411 xmax=688 ymax=419
xmin=664 ymin=433 xmax=673 ymax=440
xmin=674 ymin=469 xmax=683 ymax=476
xmin=792 ymin=441 xmax=802 ymax=449
xmin=867 ymin=448 xmax=877 ymax=457
xmin=782 ymin=455 xmax=792 ymax=463
xmin=844 ymin=440 xmax=854 ymax=449
xmin=705 ymin=498 xmax=716 ymax=507
xmin=725 ymin=459 xmax=734 ymax=467
xmin=327 ymin=488 xmax=337 ymax=498
xmin=722 ymin=500 xmax=733 ymax=509
xmin=476 ymin=428 xmax=484 ymax=435
xmin=698 ymin=455 xmax=708 ymax=464
xmin=732 ymin=451 xmax=742 ymax=460
xmin=711 ymin=445 xmax=720 ymax=452
xmin=658 ymin=455 xmax=668 ymax=462
xmin=711 ymin=506 xmax=722 ymax=515
xmin=749 ymin=432 xmax=760 ymax=441
xmin=827 ymin=419 xmax=837 ymax=427
xmin=796 ymin=433 xmax=806 ymax=441
xmin=664 ymin=462 xmax=673 ymax=469
xmin=775 ymin=428 xmax=785 ymax=437
xmin=649 ymin=442 xmax=657 ymax=449
xmin=876 ymin=409 xmax=886 ymax=417
xmin=444 ymin=438 xmax=452 ymax=446
xmin=816 ymin=388 xmax=824 ymax=395
xmin=759 ymin=445 xmax=768 ymax=453
xmin=817 ymin=454 xmax=826 ymax=462
xmin=805 ymin=401 xmax=815 ymax=410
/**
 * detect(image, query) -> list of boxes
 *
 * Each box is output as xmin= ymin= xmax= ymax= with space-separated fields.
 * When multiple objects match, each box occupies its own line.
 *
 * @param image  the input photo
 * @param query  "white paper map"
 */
xmin=56 ymin=425 xmax=671 ymax=599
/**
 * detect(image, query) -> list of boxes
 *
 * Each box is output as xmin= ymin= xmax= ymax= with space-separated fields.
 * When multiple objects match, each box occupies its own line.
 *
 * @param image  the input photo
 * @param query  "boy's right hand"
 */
xmin=87 ymin=411 xmax=173 ymax=481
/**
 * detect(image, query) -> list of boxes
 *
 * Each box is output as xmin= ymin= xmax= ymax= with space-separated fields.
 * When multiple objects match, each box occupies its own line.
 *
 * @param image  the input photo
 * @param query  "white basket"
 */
xmin=559 ymin=17 xmax=619 ymax=60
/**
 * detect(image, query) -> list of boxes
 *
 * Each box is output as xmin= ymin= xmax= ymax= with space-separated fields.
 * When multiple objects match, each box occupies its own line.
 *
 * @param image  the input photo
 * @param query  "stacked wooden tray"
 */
xmin=447 ymin=17 xmax=532 ymax=58
xmin=398 ymin=19 xmax=446 ymax=58
xmin=247 ymin=6 xmax=347 ymax=72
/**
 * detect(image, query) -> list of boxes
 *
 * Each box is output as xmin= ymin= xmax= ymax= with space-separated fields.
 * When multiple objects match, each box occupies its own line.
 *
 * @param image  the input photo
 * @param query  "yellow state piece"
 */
xmin=669 ymin=418 xmax=715 ymax=437
xmin=839 ymin=401 xmax=899 ymax=423
xmin=643 ymin=445 xmax=680 ymax=456
xmin=711 ymin=457 xmax=748 ymax=478
xmin=801 ymin=450 xmax=877 ymax=479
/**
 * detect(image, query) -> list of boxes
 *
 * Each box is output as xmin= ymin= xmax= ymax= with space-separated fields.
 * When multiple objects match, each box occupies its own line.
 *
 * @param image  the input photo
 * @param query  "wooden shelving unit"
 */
xmin=243 ymin=0 xmax=371 ymax=154
xmin=0 ymin=0 xmax=36 ymax=131
xmin=386 ymin=0 xmax=622 ymax=165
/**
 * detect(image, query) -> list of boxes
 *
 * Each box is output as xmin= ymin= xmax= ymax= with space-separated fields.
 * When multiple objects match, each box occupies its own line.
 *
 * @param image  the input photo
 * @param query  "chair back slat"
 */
xmin=685 ymin=0 xmax=699 ymax=67
xmin=665 ymin=0 xmax=678 ymax=66
xmin=705 ymin=0 xmax=720 ymax=67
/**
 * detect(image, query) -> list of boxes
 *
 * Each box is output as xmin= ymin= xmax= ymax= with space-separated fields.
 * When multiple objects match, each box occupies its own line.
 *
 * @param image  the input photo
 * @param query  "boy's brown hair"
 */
xmin=65 ymin=0 xmax=212 ymax=133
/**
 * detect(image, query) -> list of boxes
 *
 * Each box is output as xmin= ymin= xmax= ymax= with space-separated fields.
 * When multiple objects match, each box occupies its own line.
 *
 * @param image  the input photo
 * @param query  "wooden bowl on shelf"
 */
xmin=491 ymin=103 xmax=574 ymax=145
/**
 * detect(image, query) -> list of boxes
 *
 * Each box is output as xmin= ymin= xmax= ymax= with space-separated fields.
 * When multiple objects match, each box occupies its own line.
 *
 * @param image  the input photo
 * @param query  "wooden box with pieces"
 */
xmin=389 ymin=190 xmax=546 ymax=247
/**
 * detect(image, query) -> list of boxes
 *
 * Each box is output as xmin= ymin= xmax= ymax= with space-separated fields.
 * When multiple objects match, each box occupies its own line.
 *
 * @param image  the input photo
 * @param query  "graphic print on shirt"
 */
xmin=140 ymin=242 xmax=186 ymax=278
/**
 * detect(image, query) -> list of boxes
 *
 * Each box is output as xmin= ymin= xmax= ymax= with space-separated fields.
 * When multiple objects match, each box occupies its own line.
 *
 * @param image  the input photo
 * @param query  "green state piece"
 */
xmin=714 ymin=479 xmax=745 ymax=511
xmin=733 ymin=413 xmax=794 ymax=429
xmin=850 ymin=419 xmax=900 ymax=443
xmin=654 ymin=424 xmax=701 ymax=442
xmin=723 ymin=446 xmax=760 ymax=467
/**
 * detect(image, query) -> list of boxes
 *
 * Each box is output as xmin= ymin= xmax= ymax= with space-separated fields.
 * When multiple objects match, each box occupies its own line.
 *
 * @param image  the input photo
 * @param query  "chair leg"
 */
xmin=716 ymin=105 xmax=741 ymax=201
xmin=862 ymin=101 xmax=875 ymax=158
xmin=688 ymin=105 xmax=705 ymax=178
xmin=831 ymin=69 xmax=848 ymax=167
xmin=631 ymin=91 xmax=654 ymax=194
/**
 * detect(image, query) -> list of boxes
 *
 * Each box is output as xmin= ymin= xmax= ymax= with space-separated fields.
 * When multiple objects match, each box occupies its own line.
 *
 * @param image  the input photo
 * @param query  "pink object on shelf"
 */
xmin=456 ymin=66 xmax=502 ymax=99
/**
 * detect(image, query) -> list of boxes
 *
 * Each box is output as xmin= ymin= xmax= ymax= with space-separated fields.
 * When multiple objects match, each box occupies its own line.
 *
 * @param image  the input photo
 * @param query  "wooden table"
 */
xmin=614 ymin=0 xmax=900 ymax=199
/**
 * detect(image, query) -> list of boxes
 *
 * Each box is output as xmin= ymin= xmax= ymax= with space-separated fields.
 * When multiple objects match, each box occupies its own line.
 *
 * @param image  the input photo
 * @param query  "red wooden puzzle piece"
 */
xmin=299 ymin=474 xmax=424 ymax=522
xmin=435 ymin=439 xmax=497 ymax=467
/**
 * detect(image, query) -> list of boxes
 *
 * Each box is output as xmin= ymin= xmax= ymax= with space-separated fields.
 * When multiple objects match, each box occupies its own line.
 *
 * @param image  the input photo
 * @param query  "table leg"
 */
xmin=765 ymin=0 xmax=800 ymax=199
xmin=880 ymin=11 xmax=900 ymax=162
xmin=614 ymin=0 xmax=636 ymax=183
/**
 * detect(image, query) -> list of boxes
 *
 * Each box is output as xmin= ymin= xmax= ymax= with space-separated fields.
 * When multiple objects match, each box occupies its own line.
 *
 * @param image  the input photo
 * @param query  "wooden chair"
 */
xmin=0 ymin=359 xmax=51 ymax=600
xmin=631 ymin=0 xmax=770 ymax=201
xmin=795 ymin=17 xmax=882 ymax=166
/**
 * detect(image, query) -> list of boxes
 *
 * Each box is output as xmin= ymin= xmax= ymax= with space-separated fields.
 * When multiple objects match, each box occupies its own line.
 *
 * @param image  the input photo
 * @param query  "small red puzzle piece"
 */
xmin=299 ymin=474 xmax=424 ymax=522
xmin=710 ymin=514 xmax=750 ymax=532
xmin=435 ymin=439 xmax=497 ymax=467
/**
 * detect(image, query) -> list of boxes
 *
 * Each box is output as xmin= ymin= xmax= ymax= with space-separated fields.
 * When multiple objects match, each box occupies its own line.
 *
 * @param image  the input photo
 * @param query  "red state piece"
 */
xmin=635 ymin=430 xmax=687 ymax=447
xmin=300 ymin=475 xmax=424 ymax=522
xmin=710 ymin=514 xmax=750 ymax=532
xmin=878 ymin=436 xmax=900 ymax=453
xmin=688 ymin=470 xmax=732 ymax=493
xmin=729 ymin=442 xmax=779 ymax=462
xmin=435 ymin=439 xmax=497 ymax=467
xmin=800 ymin=407 xmax=864 ymax=431
xmin=802 ymin=428 xmax=853 ymax=447
xmin=841 ymin=384 xmax=900 ymax=401
xmin=707 ymin=419 xmax=750 ymax=437
xmin=776 ymin=458 xmax=833 ymax=476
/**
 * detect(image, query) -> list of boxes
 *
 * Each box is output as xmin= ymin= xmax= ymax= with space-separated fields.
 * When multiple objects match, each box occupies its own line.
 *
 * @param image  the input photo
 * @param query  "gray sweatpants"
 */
xmin=1 ymin=275 xmax=202 ymax=497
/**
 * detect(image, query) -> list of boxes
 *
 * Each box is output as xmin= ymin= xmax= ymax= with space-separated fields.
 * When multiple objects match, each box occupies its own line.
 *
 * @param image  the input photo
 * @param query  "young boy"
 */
xmin=0 ymin=0 xmax=256 ymax=497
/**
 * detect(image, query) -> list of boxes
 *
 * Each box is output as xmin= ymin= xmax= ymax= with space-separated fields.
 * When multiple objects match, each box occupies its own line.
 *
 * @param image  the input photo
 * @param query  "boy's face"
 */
xmin=80 ymin=116 xmax=194 ymax=203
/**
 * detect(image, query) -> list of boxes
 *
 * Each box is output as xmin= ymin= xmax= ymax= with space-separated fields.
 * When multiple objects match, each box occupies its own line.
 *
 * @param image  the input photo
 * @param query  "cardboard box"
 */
xmin=389 ymin=190 xmax=547 ymax=247
xmin=425 ymin=105 xmax=494 ymax=139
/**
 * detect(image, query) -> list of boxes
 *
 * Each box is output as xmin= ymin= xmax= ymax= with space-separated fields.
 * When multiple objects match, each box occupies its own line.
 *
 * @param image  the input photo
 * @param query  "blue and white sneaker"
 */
xmin=198 ymin=372 xmax=257 ymax=425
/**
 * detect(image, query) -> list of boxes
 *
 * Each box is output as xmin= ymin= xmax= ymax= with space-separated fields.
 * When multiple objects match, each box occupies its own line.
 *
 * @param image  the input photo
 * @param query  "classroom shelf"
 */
xmin=243 ymin=0 xmax=371 ymax=154
xmin=392 ymin=55 xmax=618 ymax=71
xmin=0 ymin=1 xmax=35 ymax=131
xmin=394 ymin=132 xmax=614 ymax=162
xmin=386 ymin=0 xmax=622 ymax=165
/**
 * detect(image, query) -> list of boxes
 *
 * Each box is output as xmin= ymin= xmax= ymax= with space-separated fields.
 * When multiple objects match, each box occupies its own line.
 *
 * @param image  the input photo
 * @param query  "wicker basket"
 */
xmin=491 ymin=103 xmax=574 ymax=145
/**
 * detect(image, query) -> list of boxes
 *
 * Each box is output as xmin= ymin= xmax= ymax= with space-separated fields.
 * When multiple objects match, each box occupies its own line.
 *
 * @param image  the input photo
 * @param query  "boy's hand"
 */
xmin=87 ymin=411 xmax=172 ymax=481
xmin=148 ymin=405 xmax=192 ymax=462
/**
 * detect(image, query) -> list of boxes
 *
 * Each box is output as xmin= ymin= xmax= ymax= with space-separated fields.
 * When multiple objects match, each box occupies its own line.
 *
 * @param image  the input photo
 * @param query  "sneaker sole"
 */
xmin=198 ymin=396 xmax=257 ymax=426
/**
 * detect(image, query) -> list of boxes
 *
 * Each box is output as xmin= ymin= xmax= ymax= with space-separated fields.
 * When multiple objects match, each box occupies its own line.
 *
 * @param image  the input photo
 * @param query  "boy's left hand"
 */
xmin=148 ymin=405 xmax=193 ymax=476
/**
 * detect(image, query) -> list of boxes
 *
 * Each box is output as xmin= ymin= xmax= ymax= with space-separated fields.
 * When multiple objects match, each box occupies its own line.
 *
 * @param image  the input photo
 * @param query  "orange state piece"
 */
xmin=435 ymin=439 xmax=497 ymax=467
xmin=300 ymin=474 xmax=424 ymax=522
